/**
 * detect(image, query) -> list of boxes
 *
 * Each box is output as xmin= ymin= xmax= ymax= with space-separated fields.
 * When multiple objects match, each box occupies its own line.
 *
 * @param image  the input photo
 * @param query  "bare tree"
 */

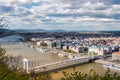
xmin=0 ymin=16 xmax=9 ymax=29
xmin=0 ymin=46 xmax=6 ymax=64
xmin=5 ymin=55 xmax=23 ymax=71
xmin=0 ymin=16 xmax=5 ymax=28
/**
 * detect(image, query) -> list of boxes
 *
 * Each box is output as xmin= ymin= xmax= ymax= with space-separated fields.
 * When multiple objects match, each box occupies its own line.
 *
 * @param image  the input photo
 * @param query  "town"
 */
xmin=20 ymin=31 xmax=120 ymax=67
xmin=1 ymin=30 xmax=120 ymax=72
xmin=0 ymin=31 xmax=120 ymax=80
xmin=1 ymin=0 xmax=120 ymax=79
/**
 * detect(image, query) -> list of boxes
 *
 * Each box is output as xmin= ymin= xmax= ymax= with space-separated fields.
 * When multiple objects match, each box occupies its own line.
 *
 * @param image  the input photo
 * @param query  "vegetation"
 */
xmin=30 ymin=71 xmax=53 ymax=80
xmin=0 ymin=17 xmax=13 ymax=37
xmin=63 ymin=49 xmax=76 ymax=53
xmin=41 ymin=43 xmax=47 ymax=47
xmin=112 ymin=60 xmax=120 ymax=63
xmin=83 ymin=52 xmax=88 ymax=56
xmin=52 ymin=43 xmax=57 ymax=47
xmin=0 ymin=46 xmax=54 ymax=80
xmin=2 ymin=45 xmax=120 ymax=80
xmin=0 ymin=46 xmax=30 ymax=80
xmin=84 ymin=48 xmax=88 ymax=53
xmin=29 ymin=40 xmax=36 ymax=45
xmin=0 ymin=17 xmax=5 ymax=28
xmin=1 ymin=45 xmax=120 ymax=80
xmin=61 ymin=69 xmax=120 ymax=80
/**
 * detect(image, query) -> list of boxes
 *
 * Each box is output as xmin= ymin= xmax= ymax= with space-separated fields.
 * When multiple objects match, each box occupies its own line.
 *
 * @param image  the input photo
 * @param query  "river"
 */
xmin=0 ymin=35 xmax=115 ymax=80
xmin=51 ymin=62 xmax=106 ymax=80
xmin=2 ymin=43 xmax=108 ymax=80
xmin=2 ymin=43 xmax=68 ymax=67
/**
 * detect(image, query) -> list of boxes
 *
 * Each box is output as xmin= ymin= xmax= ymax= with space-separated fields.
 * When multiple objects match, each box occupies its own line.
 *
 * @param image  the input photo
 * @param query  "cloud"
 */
xmin=0 ymin=5 xmax=14 ymax=13
xmin=18 ymin=0 xmax=32 ymax=4
xmin=0 ymin=0 xmax=120 ymax=30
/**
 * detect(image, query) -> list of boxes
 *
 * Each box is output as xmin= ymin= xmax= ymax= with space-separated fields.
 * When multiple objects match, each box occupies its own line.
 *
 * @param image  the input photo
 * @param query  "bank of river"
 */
xmin=51 ymin=62 xmax=106 ymax=80
xmin=1 ymin=42 xmax=118 ymax=80
xmin=2 ymin=43 xmax=68 ymax=67
xmin=51 ymin=62 xmax=120 ymax=80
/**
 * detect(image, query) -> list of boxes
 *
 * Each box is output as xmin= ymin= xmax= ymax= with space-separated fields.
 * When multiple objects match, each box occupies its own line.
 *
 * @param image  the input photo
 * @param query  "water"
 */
xmin=51 ymin=63 xmax=106 ymax=80
xmin=0 ymin=35 xmax=117 ymax=80
xmin=1 ymin=43 xmax=107 ymax=80
xmin=2 ymin=43 xmax=68 ymax=67
xmin=0 ymin=34 xmax=21 ymax=43
xmin=0 ymin=35 xmax=68 ymax=68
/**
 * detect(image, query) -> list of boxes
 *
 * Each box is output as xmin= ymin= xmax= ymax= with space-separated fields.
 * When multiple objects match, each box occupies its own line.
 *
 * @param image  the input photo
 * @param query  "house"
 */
xmin=36 ymin=41 xmax=41 ymax=46
xmin=112 ymin=52 xmax=120 ymax=60
xmin=62 ymin=44 xmax=67 ymax=50
xmin=88 ymin=45 xmax=113 ymax=56
xmin=77 ymin=47 xmax=84 ymax=53
xmin=88 ymin=46 xmax=104 ymax=55
xmin=69 ymin=45 xmax=84 ymax=53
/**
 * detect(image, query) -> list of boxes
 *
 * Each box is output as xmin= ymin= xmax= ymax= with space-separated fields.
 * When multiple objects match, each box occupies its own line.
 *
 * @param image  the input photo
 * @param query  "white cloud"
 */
xmin=18 ymin=0 xmax=32 ymax=3
xmin=0 ymin=0 xmax=120 ymax=30
xmin=74 ymin=16 xmax=118 ymax=22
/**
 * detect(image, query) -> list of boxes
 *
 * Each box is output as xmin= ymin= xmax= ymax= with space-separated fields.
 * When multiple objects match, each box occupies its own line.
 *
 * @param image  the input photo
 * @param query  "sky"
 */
xmin=0 ymin=0 xmax=120 ymax=31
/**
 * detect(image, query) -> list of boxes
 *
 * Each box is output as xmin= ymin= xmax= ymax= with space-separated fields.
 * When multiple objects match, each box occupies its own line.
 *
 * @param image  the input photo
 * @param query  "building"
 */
xmin=69 ymin=46 xmax=84 ymax=53
xmin=36 ymin=41 xmax=41 ymax=46
xmin=77 ymin=47 xmax=84 ymax=53
xmin=112 ymin=52 xmax=120 ymax=60
xmin=88 ymin=45 xmax=113 ymax=56
xmin=88 ymin=46 xmax=104 ymax=55
xmin=62 ymin=44 xmax=68 ymax=50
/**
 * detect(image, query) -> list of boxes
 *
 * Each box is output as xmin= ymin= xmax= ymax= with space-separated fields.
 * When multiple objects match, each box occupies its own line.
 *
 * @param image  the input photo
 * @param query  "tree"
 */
xmin=5 ymin=55 xmax=23 ymax=71
xmin=0 ymin=46 xmax=30 ymax=80
xmin=0 ymin=17 xmax=10 ymax=37
xmin=0 ymin=16 xmax=8 ymax=29
xmin=30 ymin=71 xmax=53 ymax=80
xmin=0 ymin=46 xmax=53 ymax=80
xmin=0 ymin=46 xmax=6 ymax=64
xmin=61 ymin=69 xmax=120 ymax=80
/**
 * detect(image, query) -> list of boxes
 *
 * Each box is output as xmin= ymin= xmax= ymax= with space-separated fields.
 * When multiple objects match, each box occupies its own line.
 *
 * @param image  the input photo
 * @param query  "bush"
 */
xmin=61 ymin=69 xmax=120 ymax=80
xmin=0 ymin=46 xmax=30 ymax=80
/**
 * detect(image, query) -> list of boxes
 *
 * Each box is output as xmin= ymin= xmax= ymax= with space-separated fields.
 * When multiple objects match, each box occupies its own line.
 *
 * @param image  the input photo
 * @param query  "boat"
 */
xmin=103 ymin=64 xmax=120 ymax=71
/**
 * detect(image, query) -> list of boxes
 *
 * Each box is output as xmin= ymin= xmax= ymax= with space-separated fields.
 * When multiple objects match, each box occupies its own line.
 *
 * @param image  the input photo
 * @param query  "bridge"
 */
xmin=23 ymin=55 xmax=101 ymax=73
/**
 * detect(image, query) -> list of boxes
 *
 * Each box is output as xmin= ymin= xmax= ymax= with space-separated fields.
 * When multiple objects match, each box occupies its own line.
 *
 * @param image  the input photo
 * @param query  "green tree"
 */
xmin=30 ymin=71 xmax=53 ymax=80
xmin=61 ymin=69 xmax=120 ymax=80
xmin=0 ymin=46 xmax=30 ymax=80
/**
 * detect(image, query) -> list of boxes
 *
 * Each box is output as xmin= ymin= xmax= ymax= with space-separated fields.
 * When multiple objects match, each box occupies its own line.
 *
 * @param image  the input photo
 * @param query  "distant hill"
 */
xmin=0 ymin=29 xmax=11 ymax=32
xmin=49 ymin=29 xmax=66 ymax=32
xmin=13 ymin=29 xmax=66 ymax=33
xmin=0 ymin=29 xmax=14 ymax=37
xmin=1 ymin=29 xmax=120 ymax=34
xmin=13 ymin=29 xmax=46 ymax=33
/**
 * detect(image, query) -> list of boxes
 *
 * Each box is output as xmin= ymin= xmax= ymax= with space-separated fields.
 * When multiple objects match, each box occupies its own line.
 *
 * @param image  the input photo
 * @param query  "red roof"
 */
xmin=113 ymin=52 xmax=120 ymax=55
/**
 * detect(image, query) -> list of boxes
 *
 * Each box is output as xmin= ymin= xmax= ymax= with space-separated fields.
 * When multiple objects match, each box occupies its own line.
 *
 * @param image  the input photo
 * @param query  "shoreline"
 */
xmin=95 ymin=59 xmax=120 ymax=69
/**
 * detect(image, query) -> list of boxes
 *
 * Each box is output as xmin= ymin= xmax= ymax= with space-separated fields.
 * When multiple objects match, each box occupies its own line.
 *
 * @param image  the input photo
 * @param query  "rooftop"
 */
xmin=113 ymin=52 xmax=120 ymax=55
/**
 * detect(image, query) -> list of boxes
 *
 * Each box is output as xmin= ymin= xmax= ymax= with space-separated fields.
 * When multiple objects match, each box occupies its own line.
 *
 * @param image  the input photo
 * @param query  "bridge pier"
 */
xmin=23 ymin=58 xmax=28 ymax=73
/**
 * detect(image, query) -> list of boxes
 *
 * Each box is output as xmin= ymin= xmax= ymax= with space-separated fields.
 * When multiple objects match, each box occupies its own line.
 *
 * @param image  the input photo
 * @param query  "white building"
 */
xmin=36 ymin=41 xmax=41 ymax=46
xmin=69 ymin=46 xmax=84 ymax=53
xmin=88 ymin=46 xmax=104 ymax=55
xmin=112 ymin=52 xmax=120 ymax=60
